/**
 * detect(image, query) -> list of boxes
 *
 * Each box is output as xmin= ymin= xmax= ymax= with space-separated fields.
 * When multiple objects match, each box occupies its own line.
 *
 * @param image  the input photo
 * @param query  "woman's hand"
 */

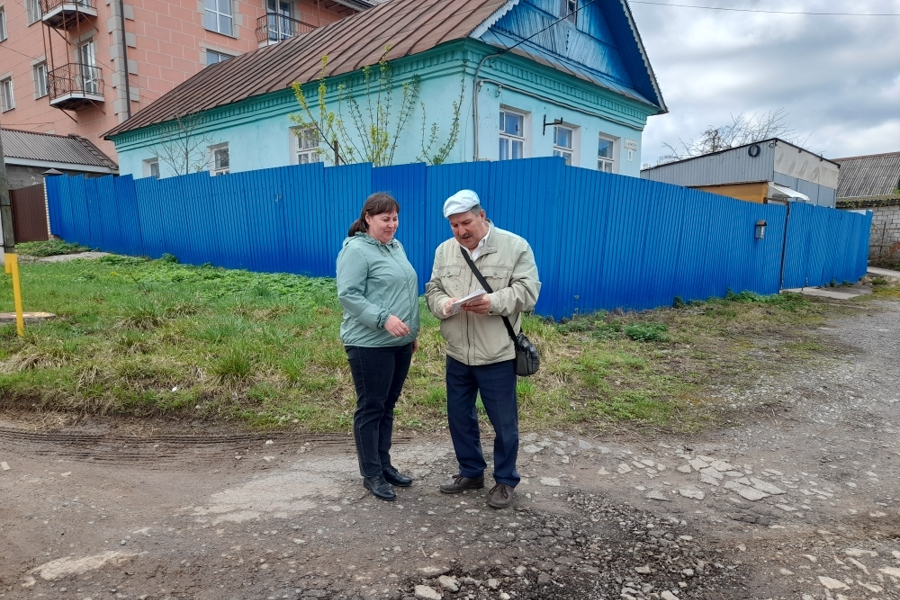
xmin=413 ymin=338 xmax=419 ymax=353
xmin=384 ymin=315 xmax=411 ymax=337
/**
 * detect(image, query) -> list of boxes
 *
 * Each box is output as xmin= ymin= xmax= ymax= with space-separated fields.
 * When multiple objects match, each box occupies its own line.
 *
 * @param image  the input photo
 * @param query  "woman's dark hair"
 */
xmin=348 ymin=192 xmax=400 ymax=237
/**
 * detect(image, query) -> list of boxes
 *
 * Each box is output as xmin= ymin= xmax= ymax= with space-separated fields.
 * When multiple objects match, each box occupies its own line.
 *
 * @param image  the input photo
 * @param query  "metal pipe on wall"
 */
xmin=119 ymin=0 xmax=132 ymax=119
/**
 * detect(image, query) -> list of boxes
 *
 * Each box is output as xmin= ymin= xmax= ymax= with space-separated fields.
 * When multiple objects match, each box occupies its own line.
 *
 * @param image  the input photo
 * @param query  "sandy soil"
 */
xmin=1 ymin=299 xmax=899 ymax=600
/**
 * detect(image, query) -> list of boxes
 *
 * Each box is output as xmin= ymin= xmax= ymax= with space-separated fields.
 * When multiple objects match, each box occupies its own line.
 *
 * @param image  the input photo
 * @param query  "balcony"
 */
xmin=255 ymin=13 xmax=315 ymax=45
xmin=40 ymin=0 xmax=96 ymax=28
xmin=48 ymin=63 xmax=104 ymax=110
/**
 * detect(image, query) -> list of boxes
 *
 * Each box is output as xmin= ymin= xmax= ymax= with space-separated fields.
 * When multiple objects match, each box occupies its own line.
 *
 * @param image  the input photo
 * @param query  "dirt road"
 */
xmin=1 ymin=299 xmax=899 ymax=600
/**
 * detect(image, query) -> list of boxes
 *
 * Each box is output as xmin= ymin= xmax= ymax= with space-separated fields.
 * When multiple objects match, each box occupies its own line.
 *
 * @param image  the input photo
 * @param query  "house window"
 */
xmin=205 ymin=49 xmax=233 ymax=66
xmin=203 ymin=0 xmax=233 ymax=36
xmin=0 ymin=77 xmax=14 ymax=112
xmin=143 ymin=158 xmax=160 ymax=179
xmin=598 ymin=136 xmax=616 ymax=173
xmin=560 ymin=0 xmax=577 ymax=24
xmin=499 ymin=109 xmax=526 ymax=161
xmin=292 ymin=125 xmax=321 ymax=165
xmin=0 ymin=7 xmax=8 ymax=42
xmin=33 ymin=62 xmax=48 ymax=97
xmin=553 ymin=125 xmax=574 ymax=166
xmin=26 ymin=0 xmax=41 ymax=24
xmin=209 ymin=143 xmax=230 ymax=175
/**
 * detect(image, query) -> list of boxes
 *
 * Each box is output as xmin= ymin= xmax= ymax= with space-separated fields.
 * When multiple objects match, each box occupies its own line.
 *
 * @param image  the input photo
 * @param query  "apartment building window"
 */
xmin=26 ymin=0 xmax=41 ymax=24
xmin=78 ymin=40 xmax=100 ymax=95
xmin=205 ymin=49 xmax=233 ymax=66
xmin=143 ymin=158 xmax=160 ymax=179
xmin=33 ymin=62 xmax=48 ymax=97
xmin=499 ymin=109 xmax=526 ymax=161
xmin=204 ymin=0 xmax=233 ymax=36
xmin=209 ymin=143 xmax=230 ymax=175
xmin=0 ymin=7 xmax=8 ymax=42
xmin=292 ymin=126 xmax=321 ymax=165
xmin=0 ymin=77 xmax=14 ymax=112
xmin=598 ymin=135 xmax=616 ymax=173
xmin=553 ymin=125 xmax=574 ymax=166
xmin=560 ymin=0 xmax=577 ymax=24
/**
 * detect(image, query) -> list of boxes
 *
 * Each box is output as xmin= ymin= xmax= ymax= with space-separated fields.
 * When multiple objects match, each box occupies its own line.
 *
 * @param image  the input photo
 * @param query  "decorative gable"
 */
xmin=475 ymin=0 xmax=664 ymax=111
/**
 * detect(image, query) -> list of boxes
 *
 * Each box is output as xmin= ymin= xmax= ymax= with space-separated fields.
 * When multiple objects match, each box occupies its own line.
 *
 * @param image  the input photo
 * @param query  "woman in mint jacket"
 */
xmin=336 ymin=192 xmax=420 ymax=501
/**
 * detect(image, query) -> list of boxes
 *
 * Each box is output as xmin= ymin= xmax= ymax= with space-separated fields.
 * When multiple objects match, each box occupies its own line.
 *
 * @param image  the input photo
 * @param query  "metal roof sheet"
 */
xmin=105 ymin=0 xmax=664 ymax=139
xmin=1 ymin=128 xmax=118 ymax=170
xmin=106 ymin=0 xmax=507 ymax=138
xmin=834 ymin=151 xmax=900 ymax=198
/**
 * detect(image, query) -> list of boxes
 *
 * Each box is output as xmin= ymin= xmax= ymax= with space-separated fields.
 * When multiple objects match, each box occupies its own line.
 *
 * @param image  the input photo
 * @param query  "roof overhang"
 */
xmin=4 ymin=157 xmax=118 ymax=175
xmin=768 ymin=182 xmax=810 ymax=202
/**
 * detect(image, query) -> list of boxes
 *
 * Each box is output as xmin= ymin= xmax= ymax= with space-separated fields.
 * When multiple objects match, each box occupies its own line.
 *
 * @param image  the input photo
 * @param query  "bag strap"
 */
xmin=459 ymin=246 xmax=518 ymax=345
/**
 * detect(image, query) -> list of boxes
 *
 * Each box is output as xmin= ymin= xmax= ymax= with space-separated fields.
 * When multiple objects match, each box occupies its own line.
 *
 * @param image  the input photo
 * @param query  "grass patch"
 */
xmin=0 ymin=255 xmax=865 ymax=434
xmin=17 ymin=240 xmax=91 ymax=257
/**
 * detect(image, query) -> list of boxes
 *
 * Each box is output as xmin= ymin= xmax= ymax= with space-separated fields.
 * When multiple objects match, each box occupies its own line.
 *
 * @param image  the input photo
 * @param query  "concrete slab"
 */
xmin=783 ymin=285 xmax=872 ymax=300
xmin=0 ymin=312 xmax=57 ymax=324
xmin=867 ymin=266 xmax=900 ymax=279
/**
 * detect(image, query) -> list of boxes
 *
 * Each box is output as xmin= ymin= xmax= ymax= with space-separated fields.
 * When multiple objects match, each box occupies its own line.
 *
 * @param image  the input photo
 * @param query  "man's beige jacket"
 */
xmin=426 ymin=224 xmax=541 ymax=366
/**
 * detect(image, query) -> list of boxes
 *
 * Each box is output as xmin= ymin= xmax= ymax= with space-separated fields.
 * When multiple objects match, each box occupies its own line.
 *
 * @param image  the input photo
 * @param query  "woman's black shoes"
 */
xmin=363 ymin=476 xmax=396 ymax=501
xmin=383 ymin=466 xmax=413 ymax=487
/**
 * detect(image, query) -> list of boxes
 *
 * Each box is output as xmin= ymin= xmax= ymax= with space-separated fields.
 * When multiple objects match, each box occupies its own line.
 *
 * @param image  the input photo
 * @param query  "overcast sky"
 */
xmin=627 ymin=0 xmax=900 ymax=166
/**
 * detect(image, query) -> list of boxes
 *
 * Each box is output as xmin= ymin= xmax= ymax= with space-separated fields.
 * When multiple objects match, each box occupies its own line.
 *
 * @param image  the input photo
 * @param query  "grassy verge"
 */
xmin=17 ymin=240 xmax=92 ymax=257
xmin=0 ymin=255 xmax=878 ymax=434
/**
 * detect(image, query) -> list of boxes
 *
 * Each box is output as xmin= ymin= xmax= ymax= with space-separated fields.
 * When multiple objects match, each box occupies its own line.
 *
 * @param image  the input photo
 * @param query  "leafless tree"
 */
xmin=152 ymin=112 xmax=220 ymax=176
xmin=658 ymin=109 xmax=808 ymax=164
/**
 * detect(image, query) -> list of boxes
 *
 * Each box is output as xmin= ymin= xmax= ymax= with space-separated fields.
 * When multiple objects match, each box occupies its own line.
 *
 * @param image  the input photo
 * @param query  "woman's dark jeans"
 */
xmin=345 ymin=343 xmax=414 ymax=478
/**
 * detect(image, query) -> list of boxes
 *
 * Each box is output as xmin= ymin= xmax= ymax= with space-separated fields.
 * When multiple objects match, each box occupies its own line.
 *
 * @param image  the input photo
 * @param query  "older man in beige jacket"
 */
xmin=425 ymin=190 xmax=541 ymax=509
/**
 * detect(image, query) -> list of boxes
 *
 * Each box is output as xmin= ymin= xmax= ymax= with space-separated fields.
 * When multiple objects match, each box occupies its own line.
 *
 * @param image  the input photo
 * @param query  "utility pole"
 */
xmin=0 ymin=128 xmax=25 ymax=336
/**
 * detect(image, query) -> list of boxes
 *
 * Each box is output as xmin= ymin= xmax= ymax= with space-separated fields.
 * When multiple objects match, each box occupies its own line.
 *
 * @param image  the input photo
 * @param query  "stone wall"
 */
xmin=838 ymin=196 xmax=900 ymax=263
xmin=868 ymin=205 xmax=900 ymax=261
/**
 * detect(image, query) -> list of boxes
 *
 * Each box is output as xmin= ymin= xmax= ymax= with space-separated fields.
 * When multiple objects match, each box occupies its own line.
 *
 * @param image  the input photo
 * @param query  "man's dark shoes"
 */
xmin=439 ymin=474 xmax=485 ymax=494
xmin=363 ymin=476 xmax=396 ymax=501
xmin=487 ymin=483 xmax=513 ymax=509
xmin=382 ymin=466 xmax=413 ymax=487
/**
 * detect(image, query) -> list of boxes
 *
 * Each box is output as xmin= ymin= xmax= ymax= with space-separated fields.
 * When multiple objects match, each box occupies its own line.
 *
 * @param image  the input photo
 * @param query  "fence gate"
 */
xmin=10 ymin=184 xmax=49 ymax=243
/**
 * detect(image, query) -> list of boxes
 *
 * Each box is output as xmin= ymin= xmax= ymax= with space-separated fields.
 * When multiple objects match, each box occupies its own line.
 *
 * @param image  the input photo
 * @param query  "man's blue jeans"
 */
xmin=346 ymin=344 xmax=413 ymax=478
xmin=446 ymin=356 xmax=520 ymax=487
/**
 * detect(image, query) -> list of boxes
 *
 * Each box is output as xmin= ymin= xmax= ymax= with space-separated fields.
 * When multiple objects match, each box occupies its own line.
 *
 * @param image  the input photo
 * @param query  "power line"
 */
xmin=628 ymin=1 xmax=900 ymax=17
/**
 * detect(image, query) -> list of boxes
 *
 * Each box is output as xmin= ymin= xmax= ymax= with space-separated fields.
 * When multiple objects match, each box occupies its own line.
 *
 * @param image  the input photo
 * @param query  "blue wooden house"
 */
xmin=105 ymin=0 xmax=667 ymax=179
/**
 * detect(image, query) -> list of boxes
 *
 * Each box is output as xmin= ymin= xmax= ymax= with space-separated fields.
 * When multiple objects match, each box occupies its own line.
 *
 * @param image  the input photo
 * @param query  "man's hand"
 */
xmin=384 ymin=315 xmax=411 ymax=337
xmin=442 ymin=298 xmax=458 ymax=316
xmin=413 ymin=338 xmax=419 ymax=353
xmin=462 ymin=295 xmax=491 ymax=314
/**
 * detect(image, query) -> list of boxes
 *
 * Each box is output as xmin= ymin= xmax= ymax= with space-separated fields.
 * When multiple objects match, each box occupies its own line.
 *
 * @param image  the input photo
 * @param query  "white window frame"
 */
xmin=203 ymin=0 xmax=233 ymax=36
xmin=553 ymin=124 xmax=575 ymax=166
xmin=560 ymin=0 xmax=577 ymax=24
xmin=598 ymin=134 xmax=617 ymax=173
xmin=0 ymin=76 xmax=14 ymax=112
xmin=499 ymin=108 xmax=527 ymax=161
xmin=26 ymin=0 xmax=41 ymax=24
xmin=209 ymin=143 xmax=230 ymax=176
xmin=205 ymin=49 xmax=234 ymax=66
xmin=0 ymin=7 xmax=8 ymax=42
xmin=143 ymin=158 xmax=160 ymax=179
xmin=33 ymin=62 xmax=48 ymax=98
xmin=291 ymin=125 xmax=321 ymax=165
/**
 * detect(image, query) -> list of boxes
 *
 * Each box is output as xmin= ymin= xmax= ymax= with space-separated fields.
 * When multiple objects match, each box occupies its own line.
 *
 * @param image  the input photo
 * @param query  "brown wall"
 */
xmin=693 ymin=182 xmax=769 ymax=204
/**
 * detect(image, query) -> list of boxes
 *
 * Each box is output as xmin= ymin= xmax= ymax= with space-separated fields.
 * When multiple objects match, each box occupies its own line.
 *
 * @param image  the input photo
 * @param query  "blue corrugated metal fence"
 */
xmin=44 ymin=158 xmax=871 ymax=319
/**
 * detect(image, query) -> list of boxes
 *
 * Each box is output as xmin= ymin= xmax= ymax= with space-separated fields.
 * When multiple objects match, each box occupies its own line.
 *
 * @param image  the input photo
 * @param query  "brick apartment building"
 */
xmin=0 ymin=0 xmax=370 ymax=162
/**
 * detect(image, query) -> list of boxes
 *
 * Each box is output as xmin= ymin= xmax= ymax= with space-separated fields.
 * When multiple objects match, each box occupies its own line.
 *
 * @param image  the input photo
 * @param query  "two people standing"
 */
xmin=336 ymin=190 xmax=540 ymax=509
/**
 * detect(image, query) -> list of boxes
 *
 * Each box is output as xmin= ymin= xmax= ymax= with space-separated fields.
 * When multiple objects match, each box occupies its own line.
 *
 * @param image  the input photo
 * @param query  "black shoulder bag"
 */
xmin=459 ymin=247 xmax=540 ymax=377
